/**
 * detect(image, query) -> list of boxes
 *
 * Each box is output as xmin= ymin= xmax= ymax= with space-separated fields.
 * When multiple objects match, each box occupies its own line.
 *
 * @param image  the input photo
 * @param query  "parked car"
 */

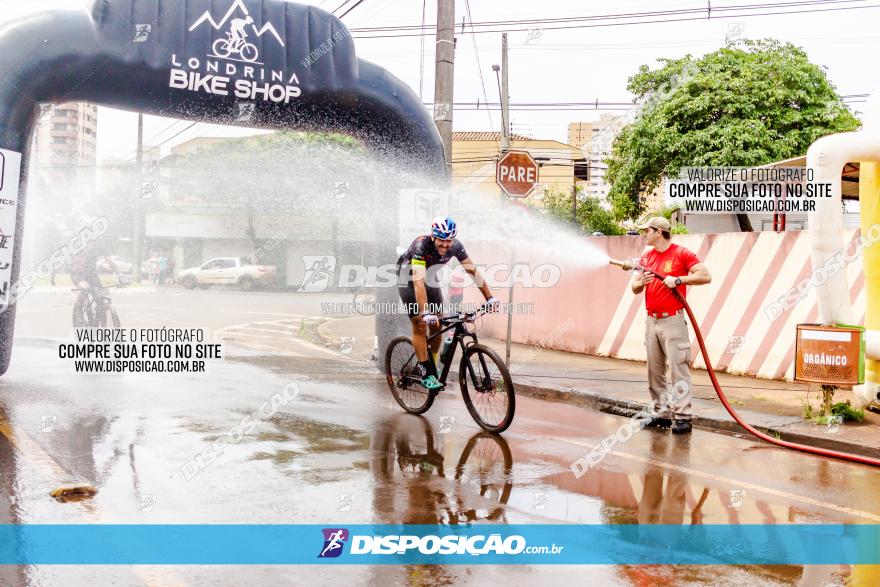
xmin=96 ymin=256 xmax=133 ymax=274
xmin=177 ymin=257 xmax=277 ymax=291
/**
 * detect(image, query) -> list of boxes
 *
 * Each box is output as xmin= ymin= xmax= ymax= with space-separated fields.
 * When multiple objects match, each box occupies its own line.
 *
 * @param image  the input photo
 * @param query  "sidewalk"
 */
xmin=318 ymin=315 xmax=880 ymax=459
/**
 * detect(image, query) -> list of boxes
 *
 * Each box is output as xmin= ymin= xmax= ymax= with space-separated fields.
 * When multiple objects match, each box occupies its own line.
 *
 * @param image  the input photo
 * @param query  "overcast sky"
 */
xmin=96 ymin=0 xmax=880 ymax=161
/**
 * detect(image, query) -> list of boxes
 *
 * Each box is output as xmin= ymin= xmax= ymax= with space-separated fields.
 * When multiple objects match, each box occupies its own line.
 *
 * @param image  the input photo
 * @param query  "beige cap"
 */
xmin=637 ymin=216 xmax=671 ymax=231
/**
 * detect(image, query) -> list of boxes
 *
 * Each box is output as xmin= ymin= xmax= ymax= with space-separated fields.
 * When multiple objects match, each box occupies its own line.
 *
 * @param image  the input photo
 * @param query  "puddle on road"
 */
xmin=0 ymin=343 xmax=859 ymax=586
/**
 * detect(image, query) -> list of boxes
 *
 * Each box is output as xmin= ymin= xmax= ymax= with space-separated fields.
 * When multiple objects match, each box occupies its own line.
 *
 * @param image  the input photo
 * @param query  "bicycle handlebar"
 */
xmin=438 ymin=303 xmax=496 ymax=325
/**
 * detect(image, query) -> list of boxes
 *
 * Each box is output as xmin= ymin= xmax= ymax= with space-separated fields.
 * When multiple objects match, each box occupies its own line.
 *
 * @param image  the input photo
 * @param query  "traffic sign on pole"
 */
xmin=496 ymin=150 xmax=539 ymax=198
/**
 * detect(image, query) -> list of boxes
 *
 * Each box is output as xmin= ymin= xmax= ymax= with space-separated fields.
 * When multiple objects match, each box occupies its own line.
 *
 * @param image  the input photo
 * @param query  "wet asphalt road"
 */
xmin=1 ymin=290 xmax=878 ymax=585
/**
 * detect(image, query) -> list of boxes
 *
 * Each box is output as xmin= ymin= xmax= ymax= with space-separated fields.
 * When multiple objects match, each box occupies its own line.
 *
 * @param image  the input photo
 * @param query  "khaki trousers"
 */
xmin=645 ymin=311 xmax=693 ymax=421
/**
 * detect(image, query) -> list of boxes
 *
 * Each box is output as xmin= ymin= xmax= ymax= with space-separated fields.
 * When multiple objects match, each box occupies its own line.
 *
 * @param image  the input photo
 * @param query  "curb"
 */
xmin=512 ymin=380 xmax=880 ymax=460
xmin=312 ymin=316 xmax=880 ymax=460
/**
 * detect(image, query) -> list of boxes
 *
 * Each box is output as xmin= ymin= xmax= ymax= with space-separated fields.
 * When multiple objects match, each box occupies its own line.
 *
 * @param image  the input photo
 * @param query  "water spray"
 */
xmin=609 ymin=259 xmax=880 ymax=468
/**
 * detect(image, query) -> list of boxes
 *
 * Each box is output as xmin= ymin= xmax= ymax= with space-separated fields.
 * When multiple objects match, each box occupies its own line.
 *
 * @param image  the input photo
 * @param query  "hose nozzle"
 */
xmin=609 ymin=258 xmax=635 ymax=271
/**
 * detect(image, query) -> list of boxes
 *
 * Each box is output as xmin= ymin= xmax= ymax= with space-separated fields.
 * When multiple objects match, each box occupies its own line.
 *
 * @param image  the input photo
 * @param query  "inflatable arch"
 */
xmin=807 ymin=90 xmax=880 ymax=407
xmin=0 ymin=0 xmax=445 ymax=374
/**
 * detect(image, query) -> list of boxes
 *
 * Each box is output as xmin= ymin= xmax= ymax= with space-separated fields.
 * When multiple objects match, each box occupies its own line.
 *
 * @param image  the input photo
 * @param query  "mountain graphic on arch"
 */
xmin=189 ymin=0 xmax=285 ymax=47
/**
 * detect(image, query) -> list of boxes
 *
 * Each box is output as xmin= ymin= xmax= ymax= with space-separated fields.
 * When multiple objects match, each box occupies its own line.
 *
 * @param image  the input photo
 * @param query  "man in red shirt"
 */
xmin=631 ymin=217 xmax=711 ymax=434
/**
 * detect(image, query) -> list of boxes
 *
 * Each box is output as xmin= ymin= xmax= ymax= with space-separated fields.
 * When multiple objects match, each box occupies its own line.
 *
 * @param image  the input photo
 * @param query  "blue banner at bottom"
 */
xmin=0 ymin=524 xmax=878 ymax=565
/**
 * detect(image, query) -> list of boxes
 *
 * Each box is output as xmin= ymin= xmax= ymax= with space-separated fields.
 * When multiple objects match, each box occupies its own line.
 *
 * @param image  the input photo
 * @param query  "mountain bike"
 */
xmin=72 ymin=283 xmax=124 ymax=328
xmin=384 ymin=305 xmax=515 ymax=434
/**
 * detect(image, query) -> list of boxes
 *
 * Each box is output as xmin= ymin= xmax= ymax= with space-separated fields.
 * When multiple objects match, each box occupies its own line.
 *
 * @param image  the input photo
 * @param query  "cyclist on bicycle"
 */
xmin=71 ymin=240 xmax=119 ymax=317
xmin=397 ymin=216 xmax=498 ymax=391
xmin=229 ymin=16 xmax=253 ymax=45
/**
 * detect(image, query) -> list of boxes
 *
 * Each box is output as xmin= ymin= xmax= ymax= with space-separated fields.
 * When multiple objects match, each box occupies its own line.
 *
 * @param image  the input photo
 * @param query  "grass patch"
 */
xmin=831 ymin=401 xmax=865 ymax=422
xmin=803 ymin=400 xmax=864 ymax=425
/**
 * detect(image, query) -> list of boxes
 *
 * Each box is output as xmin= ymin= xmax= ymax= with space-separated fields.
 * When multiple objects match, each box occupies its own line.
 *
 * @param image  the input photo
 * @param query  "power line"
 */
xmin=143 ymin=119 xmax=189 ymax=145
xmin=464 ymin=0 xmax=495 ymax=134
xmin=350 ymin=0 xmax=864 ymax=31
xmin=332 ymin=0 xmax=355 ymax=16
xmin=114 ymin=118 xmax=189 ymax=162
xmin=424 ymin=93 xmax=868 ymax=112
xmin=337 ymin=0 xmax=367 ymax=19
xmin=124 ymin=122 xmax=200 ymax=162
xmin=349 ymin=0 xmax=877 ymax=38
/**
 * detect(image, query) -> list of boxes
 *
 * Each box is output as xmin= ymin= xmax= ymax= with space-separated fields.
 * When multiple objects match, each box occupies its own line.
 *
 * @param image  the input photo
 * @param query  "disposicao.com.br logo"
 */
xmin=318 ymin=528 xmax=564 ymax=559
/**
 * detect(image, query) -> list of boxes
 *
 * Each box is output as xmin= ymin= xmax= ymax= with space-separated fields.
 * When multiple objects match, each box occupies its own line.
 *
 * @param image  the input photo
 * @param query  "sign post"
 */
xmin=495 ymin=153 xmax=537 ymax=365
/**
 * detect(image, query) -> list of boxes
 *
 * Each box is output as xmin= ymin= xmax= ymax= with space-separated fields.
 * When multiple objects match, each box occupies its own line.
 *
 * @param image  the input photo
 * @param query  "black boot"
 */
xmin=671 ymin=420 xmax=692 ymax=434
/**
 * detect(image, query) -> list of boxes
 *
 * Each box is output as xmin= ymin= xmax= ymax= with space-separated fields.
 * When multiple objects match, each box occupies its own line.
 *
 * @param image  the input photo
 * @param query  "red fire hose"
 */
xmin=612 ymin=259 xmax=880 ymax=468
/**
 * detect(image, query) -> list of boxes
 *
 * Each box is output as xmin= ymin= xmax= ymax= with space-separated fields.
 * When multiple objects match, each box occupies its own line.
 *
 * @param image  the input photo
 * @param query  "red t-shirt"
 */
xmin=639 ymin=243 xmax=701 ymax=314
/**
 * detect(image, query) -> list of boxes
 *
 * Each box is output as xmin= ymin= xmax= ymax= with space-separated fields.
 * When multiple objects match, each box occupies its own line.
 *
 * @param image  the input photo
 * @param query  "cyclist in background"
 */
xmin=71 ymin=239 xmax=119 ymax=318
xmin=397 ymin=216 xmax=498 ymax=391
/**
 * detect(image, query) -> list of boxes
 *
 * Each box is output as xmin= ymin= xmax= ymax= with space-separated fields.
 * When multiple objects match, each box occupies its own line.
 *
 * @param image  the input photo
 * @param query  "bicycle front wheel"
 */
xmin=458 ymin=344 xmax=515 ymax=433
xmin=105 ymin=306 xmax=121 ymax=328
xmin=384 ymin=336 xmax=435 ymax=415
xmin=240 ymin=43 xmax=259 ymax=62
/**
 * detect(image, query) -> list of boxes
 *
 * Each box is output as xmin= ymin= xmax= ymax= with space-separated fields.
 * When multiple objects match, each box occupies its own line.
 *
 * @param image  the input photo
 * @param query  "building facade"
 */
xmin=32 ymin=103 xmax=98 ymax=168
xmin=451 ymin=131 xmax=588 ymax=204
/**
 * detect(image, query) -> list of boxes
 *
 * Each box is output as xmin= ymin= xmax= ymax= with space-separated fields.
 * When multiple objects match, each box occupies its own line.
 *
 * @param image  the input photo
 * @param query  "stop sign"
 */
xmin=496 ymin=150 xmax=539 ymax=198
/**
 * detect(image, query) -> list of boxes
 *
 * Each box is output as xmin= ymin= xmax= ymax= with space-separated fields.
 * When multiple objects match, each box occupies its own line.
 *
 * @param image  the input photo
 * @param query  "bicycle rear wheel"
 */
xmin=384 ymin=336 xmax=435 ymax=414
xmin=72 ymin=293 xmax=96 ymax=327
xmin=458 ymin=344 xmax=515 ymax=433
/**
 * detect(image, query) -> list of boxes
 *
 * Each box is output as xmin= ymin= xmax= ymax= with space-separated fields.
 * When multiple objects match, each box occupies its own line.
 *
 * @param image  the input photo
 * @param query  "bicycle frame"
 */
xmin=428 ymin=318 xmax=477 ymax=385
xmin=401 ymin=307 xmax=493 ymax=391
xmin=73 ymin=284 xmax=119 ymax=327
xmin=226 ymin=35 xmax=245 ymax=50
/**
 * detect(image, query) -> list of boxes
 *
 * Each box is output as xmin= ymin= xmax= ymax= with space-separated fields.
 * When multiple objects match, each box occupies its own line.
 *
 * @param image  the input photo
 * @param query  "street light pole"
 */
xmin=492 ymin=35 xmax=510 ymax=153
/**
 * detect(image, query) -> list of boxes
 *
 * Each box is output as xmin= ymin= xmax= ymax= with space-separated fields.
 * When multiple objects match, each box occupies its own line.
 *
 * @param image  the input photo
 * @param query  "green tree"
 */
xmin=168 ymin=130 xmax=371 ymax=250
xmin=605 ymin=39 xmax=860 ymax=224
xmin=541 ymin=186 xmax=625 ymax=235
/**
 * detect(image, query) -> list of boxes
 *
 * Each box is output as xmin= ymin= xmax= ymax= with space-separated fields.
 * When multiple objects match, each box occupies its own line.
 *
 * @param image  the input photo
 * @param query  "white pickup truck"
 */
xmin=177 ymin=257 xmax=277 ymax=291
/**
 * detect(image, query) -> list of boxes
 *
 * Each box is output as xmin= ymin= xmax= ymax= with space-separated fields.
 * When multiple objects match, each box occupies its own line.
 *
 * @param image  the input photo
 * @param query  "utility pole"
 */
xmin=434 ymin=0 xmax=455 ymax=174
xmin=500 ymin=32 xmax=509 ymax=153
xmin=500 ymin=33 xmax=513 ymax=365
xmin=132 ymin=113 xmax=144 ymax=282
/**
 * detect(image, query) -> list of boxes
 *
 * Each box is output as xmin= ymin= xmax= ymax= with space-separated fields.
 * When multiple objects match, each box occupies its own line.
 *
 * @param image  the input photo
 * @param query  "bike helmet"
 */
xmin=431 ymin=216 xmax=457 ymax=240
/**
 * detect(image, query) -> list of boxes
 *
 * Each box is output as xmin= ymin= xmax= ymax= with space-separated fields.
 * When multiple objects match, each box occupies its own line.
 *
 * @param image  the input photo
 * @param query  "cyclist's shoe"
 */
xmin=420 ymin=374 xmax=444 ymax=391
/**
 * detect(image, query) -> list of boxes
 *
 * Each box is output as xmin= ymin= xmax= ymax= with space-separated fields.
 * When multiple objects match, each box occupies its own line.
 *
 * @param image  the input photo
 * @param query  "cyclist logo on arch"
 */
xmin=212 ymin=16 xmax=259 ymax=62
